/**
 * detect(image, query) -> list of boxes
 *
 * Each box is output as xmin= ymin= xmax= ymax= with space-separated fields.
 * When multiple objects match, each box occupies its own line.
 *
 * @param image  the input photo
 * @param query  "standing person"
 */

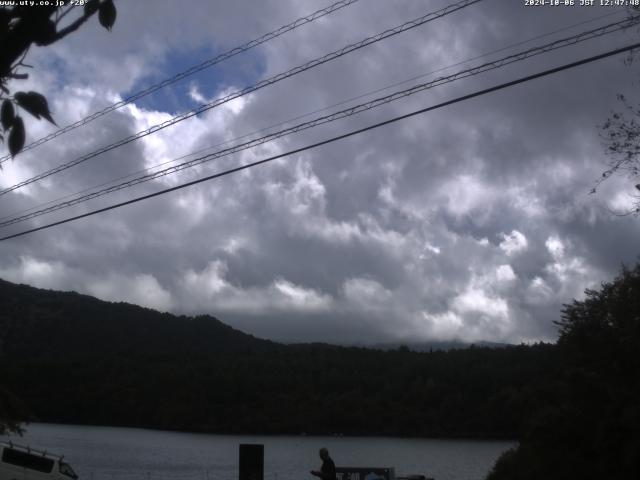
xmin=311 ymin=448 xmax=336 ymax=480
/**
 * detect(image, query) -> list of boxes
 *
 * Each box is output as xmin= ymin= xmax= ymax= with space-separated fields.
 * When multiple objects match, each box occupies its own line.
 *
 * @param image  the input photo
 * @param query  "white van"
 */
xmin=0 ymin=442 xmax=78 ymax=480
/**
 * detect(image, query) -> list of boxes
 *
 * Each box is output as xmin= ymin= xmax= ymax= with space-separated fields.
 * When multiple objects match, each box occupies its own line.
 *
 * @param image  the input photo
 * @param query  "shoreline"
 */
xmin=8 ymin=421 xmax=518 ymax=443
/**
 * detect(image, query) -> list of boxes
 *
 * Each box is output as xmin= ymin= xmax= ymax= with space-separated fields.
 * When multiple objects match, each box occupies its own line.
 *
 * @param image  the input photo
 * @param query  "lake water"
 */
xmin=3 ymin=424 xmax=514 ymax=480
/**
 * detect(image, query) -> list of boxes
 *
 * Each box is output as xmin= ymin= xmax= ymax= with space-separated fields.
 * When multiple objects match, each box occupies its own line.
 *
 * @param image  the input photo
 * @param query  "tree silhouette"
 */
xmin=595 ymin=7 xmax=640 ymax=215
xmin=0 ymin=0 xmax=117 ymax=158
xmin=487 ymin=263 xmax=640 ymax=480
xmin=599 ymin=96 xmax=640 ymax=215
xmin=0 ymin=387 xmax=30 ymax=435
xmin=0 ymin=0 xmax=117 ymax=435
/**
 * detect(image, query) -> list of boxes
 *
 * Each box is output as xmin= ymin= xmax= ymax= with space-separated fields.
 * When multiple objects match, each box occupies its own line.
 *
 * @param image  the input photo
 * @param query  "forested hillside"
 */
xmin=3 ymin=268 xmax=639 ymax=478
xmin=0 ymin=278 xmax=555 ymax=438
xmin=0 ymin=279 xmax=275 ymax=357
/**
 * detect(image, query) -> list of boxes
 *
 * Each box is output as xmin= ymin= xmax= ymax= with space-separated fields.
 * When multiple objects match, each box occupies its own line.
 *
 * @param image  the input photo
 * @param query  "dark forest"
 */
xmin=1 ymin=264 xmax=639 ymax=478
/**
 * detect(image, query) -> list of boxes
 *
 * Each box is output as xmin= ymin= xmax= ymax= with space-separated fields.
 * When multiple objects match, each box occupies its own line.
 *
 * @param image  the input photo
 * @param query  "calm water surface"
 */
xmin=3 ymin=424 xmax=514 ymax=480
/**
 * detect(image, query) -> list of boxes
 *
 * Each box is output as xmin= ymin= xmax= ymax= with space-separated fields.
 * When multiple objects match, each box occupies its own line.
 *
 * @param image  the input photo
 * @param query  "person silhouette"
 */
xmin=310 ymin=448 xmax=336 ymax=480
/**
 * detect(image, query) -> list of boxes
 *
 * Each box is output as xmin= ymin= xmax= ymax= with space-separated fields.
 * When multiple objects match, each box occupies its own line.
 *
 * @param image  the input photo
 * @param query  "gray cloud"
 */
xmin=1 ymin=0 xmax=639 ymax=344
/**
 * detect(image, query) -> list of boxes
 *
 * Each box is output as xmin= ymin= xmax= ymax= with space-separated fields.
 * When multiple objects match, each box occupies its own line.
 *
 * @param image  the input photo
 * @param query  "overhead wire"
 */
xmin=0 ymin=0 xmax=484 ymax=197
xmin=0 ymin=8 xmax=625 ymax=225
xmin=0 ymin=15 xmax=636 ymax=229
xmin=0 ymin=0 xmax=361 ymax=165
xmin=2 ymin=40 xmax=639 ymax=242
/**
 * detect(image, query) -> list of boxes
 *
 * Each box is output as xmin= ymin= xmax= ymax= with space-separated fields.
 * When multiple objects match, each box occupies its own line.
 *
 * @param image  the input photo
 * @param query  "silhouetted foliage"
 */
xmin=0 ymin=0 xmax=118 ymax=434
xmin=598 ymin=95 xmax=640 ymax=215
xmin=595 ymin=6 xmax=640 ymax=215
xmin=487 ymin=263 xmax=640 ymax=480
xmin=0 ymin=386 xmax=30 ymax=435
xmin=0 ymin=1 xmax=117 ymax=157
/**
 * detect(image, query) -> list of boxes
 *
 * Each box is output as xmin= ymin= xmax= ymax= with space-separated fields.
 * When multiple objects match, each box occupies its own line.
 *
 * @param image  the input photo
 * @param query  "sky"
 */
xmin=1 ymin=0 xmax=639 ymax=345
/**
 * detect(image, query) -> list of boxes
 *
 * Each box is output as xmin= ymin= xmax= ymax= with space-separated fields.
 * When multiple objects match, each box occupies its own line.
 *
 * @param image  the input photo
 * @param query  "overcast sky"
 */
xmin=1 ymin=0 xmax=639 ymax=344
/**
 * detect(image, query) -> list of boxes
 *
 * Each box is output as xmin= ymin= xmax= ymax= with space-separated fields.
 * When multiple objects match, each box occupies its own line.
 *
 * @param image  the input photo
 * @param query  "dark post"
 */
xmin=239 ymin=444 xmax=264 ymax=480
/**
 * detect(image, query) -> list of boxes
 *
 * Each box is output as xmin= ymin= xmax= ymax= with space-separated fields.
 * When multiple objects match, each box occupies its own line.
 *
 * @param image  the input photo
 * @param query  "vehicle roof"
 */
xmin=0 ymin=441 xmax=64 ymax=461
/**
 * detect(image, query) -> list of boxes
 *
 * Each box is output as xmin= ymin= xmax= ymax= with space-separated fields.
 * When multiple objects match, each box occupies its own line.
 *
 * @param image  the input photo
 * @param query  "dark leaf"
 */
xmin=1 ymin=100 xmax=14 ymax=130
xmin=84 ymin=0 xmax=100 ymax=16
xmin=98 ymin=0 xmax=117 ymax=31
xmin=33 ymin=19 xmax=57 ymax=46
xmin=14 ymin=91 xmax=56 ymax=125
xmin=8 ymin=116 xmax=25 ymax=158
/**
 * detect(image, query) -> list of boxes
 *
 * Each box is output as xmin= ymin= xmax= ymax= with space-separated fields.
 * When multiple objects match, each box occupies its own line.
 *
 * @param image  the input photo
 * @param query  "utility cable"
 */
xmin=0 ymin=8 xmax=624 ymax=224
xmin=0 ymin=15 xmax=635 ymax=228
xmin=0 ymin=0 xmax=483 ymax=196
xmin=1 ymin=41 xmax=638 ymax=242
xmin=0 ymin=0 xmax=361 ymax=165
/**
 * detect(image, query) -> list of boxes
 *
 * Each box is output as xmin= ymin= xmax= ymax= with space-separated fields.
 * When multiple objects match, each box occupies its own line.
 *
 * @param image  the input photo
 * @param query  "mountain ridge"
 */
xmin=0 ymin=278 xmax=510 ymax=353
xmin=0 ymin=278 xmax=276 ymax=358
xmin=0 ymin=277 xmax=556 ymax=438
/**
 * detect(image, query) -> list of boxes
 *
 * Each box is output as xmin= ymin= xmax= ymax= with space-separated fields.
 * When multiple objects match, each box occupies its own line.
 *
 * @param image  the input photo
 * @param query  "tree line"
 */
xmin=0 ymin=277 xmax=554 ymax=438
xmin=1 ymin=263 xmax=639 ymax=478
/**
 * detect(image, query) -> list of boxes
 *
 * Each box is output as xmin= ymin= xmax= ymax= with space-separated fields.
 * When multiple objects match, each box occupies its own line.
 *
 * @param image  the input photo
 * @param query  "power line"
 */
xmin=0 ymin=0 xmax=361 ymax=165
xmin=0 ymin=0 xmax=483 ymax=197
xmin=1 ymin=9 xmax=624 ymax=224
xmin=0 ymin=15 xmax=634 ymax=229
xmin=2 ymin=41 xmax=638 ymax=243
xmin=0 ymin=11 xmax=626 ymax=227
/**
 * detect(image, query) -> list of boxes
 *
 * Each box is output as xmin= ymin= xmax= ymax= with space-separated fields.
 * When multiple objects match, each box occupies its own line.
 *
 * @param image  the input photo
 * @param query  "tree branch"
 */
xmin=55 ymin=5 xmax=75 ymax=26
xmin=42 ymin=3 xmax=101 ymax=45
xmin=10 ymin=45 xmax=30 ymax=71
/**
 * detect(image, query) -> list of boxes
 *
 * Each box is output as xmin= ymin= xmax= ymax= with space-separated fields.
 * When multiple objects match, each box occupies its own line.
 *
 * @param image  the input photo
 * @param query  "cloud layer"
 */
xmin=1 ymin=0 xmax=639 ymax=344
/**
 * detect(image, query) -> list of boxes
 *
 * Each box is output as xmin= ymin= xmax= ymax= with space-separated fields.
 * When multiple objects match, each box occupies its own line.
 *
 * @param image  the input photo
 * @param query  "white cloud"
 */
xmin=421 ymin=310 xmax=465 ymax=340
xmin=273 ymin=279 xmax=333 ymax=311
xmin=527 ymin=277 xmax=554 ymax=305
xmin=499 ymin=230 xmax=528 ymax=256
xmin=545 ymin=236 xmax=565 ymax=259
xmin=0 ymin=256 xmax=70 ymax=290
xmin=87 ymin=274 xmax=174 ymax=312
xmin=424 ymin=243 xmax=441 ymax=255
xmin=0 ymin=0 xmax=637 ymax=345
xmin=188 ymin=83 xmax=208 ymax=104
xmin=453 ymin=288 xmax=509 ymax=319
xmin=440 ymin=174 xmax=494 ymax=219
xmin=496 ymin=264 xmax=516 ymax=283
xmin=342 ymin=277 xmax=393 ymax=309
xmin=180 ymin=261 xmax=333 ymax=314
xmin=545 ymin=255 xmax=589 ymax=288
